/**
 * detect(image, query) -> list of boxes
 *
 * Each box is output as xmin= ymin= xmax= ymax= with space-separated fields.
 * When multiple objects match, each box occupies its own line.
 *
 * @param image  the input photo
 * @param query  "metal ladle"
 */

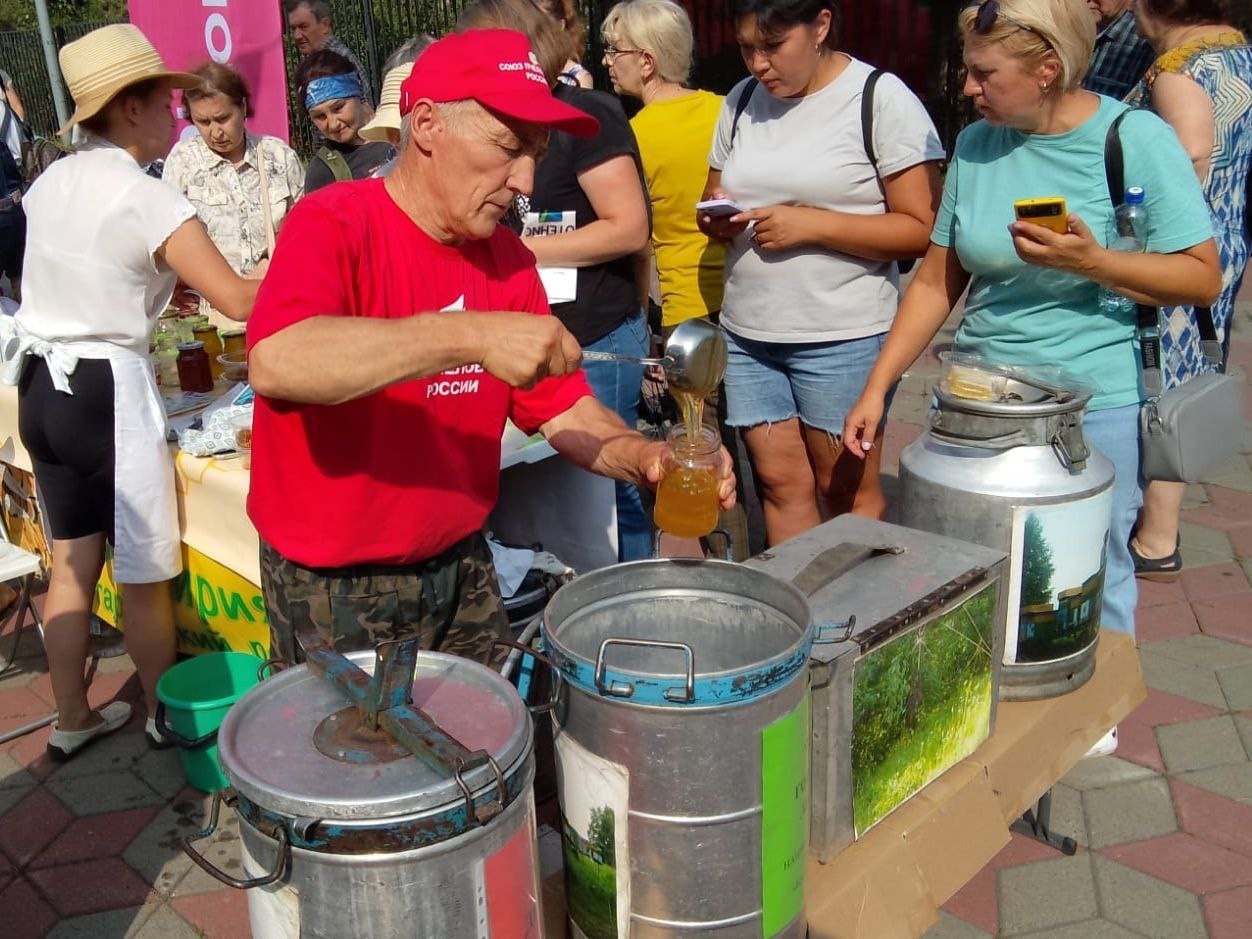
xmin=582 ymin=318 xmax=728 ymax=398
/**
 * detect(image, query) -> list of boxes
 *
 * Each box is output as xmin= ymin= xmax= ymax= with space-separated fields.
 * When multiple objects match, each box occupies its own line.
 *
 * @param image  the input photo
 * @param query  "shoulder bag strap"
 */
xmin=729 ymin=78 xmax=759 ymax=145
xmin=255 ymin=142 xmax=276 ymax=259
xmin=861 ymin=68 xmax=885 ymax=191
xmin=1106 ymin=109 xmax=1221 ymax=392
xmin=1105 ymin=109 xmax=1166 ymax=396
xmin=317 ymin=146 xmax=353 ymax=184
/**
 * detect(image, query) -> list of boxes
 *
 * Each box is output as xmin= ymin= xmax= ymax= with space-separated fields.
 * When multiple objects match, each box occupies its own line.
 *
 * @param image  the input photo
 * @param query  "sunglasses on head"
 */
xmin=973 ymin=0 xmax=1043 ymax=38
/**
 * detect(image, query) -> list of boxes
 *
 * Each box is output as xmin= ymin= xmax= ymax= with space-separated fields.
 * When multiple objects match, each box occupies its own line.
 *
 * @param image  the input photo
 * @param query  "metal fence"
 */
xmin=3 ymin=0 xmax=1252 ymax=159
xmin=0 ymin=20 xmax=117 ymax=138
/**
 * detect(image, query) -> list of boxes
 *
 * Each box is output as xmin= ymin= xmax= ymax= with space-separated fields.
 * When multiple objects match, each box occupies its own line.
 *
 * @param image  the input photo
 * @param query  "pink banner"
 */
xmin=128 ymin=0 xmax=290 ymax=145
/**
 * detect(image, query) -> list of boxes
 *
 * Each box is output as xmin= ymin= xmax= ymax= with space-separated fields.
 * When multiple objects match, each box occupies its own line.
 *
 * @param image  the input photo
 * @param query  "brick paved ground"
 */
xmin=0 ymin=295 xmax=1248 ymax=937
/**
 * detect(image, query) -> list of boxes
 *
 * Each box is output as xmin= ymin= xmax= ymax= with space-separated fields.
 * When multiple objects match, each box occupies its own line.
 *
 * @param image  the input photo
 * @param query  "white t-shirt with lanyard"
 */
xmin=15 ymin=136 xmax=196 ymax=582
xmin=710 ymin=56 xmax=945 ymax=343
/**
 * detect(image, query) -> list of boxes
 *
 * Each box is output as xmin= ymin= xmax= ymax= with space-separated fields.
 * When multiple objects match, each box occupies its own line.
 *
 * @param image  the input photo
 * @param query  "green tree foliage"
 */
xmin=1020 ymin=512 xmax=1056 ymax=607
xmin=850 ymin=584 xmax=997 ymax=831
xmin=587 ymin=805 xmax=615 ymax=866
xmin=0 ymin=1 xmax=126 ymax=31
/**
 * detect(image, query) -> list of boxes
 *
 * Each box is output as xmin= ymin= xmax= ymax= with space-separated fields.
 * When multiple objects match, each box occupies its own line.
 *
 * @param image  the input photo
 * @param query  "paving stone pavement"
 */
xmin=0 ymin=300 xmax=1247 ymax=937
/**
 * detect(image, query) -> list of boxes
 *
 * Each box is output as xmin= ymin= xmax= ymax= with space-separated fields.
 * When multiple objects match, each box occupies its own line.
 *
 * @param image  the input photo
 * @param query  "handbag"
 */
xmin=1137 ymin=306 xmax=1242 ymax=483
xmin=1104 ymin=110 xmax=1242 ymax=484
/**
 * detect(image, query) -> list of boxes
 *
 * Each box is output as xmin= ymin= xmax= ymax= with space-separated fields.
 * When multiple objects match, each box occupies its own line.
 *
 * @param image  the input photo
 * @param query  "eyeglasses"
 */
xmin=973 ymin=0 xmax=1043 ymax=38
xmin=604 ymin=46 xmax=644 ymax=61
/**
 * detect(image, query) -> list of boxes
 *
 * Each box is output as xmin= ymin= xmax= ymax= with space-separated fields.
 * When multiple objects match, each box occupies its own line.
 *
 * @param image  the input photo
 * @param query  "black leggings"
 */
xmin=18 ymin=356 xmax=116 ymax=541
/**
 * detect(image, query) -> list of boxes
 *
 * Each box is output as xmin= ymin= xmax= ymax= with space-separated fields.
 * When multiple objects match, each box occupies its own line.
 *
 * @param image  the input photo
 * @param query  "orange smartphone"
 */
xmin=1013 ymin=197 xmax=1069 ymax=234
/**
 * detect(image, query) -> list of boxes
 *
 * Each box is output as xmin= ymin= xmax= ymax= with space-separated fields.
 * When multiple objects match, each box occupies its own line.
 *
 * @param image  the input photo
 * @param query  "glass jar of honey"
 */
xmin=176 ymin=341 xmax=214 ymax=393
xmin=220 ymin=329 xmax=246 ymax=357
xmin=653 ymin=424 xmax=721 ymax=538
xmin=191 ymin=322 xmax=224 ymax=382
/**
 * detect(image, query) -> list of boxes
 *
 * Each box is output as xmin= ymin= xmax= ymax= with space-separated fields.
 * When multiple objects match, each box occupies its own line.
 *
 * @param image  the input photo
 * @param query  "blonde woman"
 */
xmin=603 ymin=0 xmax=725 ymax=331
xmin=843 ymin=0 xmax=1221 ymax=641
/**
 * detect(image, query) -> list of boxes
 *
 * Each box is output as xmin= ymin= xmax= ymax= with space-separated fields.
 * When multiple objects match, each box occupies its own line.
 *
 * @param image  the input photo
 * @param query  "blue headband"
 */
xmin=305 ymin=73 xmax=364 ymax=110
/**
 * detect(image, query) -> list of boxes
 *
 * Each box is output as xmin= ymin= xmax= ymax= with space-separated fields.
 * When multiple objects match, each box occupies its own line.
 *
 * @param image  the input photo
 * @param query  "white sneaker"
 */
xmin=46 ymin=700 xmax=132 ymax=762
xmin=1085 ymin=726 xmax=1118 ymax=758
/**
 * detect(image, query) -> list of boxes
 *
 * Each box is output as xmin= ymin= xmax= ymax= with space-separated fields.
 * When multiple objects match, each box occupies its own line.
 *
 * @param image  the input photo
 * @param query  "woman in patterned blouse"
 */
xmin=162 ymin=63 xmax=304 ymax=326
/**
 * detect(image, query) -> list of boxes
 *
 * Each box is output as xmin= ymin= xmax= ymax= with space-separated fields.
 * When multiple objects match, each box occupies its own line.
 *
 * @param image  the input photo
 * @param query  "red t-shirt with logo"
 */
xmin=246 ymin=178 xmax=591 ymax=568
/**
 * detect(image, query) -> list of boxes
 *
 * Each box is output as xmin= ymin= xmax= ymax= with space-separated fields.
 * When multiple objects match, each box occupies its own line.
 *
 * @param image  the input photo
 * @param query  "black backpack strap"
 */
xmin=729 ymin=78 xmax=759 ymax=145
xmin=1103 ymin=110 xmax=1128 ymax=207
xmin=862 ymin=68 xmax=885 ymax=183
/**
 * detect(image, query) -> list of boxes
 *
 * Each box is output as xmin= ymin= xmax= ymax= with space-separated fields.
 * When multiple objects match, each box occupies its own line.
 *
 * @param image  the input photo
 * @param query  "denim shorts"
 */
xmin=722 ymin=330 xmax=894 ymax=435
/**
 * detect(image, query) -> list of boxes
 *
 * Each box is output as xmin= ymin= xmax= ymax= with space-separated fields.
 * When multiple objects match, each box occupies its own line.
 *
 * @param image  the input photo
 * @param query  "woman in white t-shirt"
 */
xmin=698 ymin=0 xmax=943 ymax=546
xmin=8 ymin=26 xmax=262 ymax=761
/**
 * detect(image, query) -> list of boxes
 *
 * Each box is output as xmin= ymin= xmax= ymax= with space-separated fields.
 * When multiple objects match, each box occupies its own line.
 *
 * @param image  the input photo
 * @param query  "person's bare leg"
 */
xmin=804 ymin=423 xmax=889 ymax=521
xmin=43 ymin=534 xmax=107 ymax=731
xmin=117 ymin=580 xmax=176 ymax=717
xmin=1132 ymin=479 xmax=1185 ymax=563
xmin=742 ymin=418 xmax=821 ymax=546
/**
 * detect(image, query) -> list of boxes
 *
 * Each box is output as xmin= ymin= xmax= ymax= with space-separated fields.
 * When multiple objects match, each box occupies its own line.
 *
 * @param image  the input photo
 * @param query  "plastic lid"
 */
xmin=1124 ymin=186 xmax=1145 ymax=204
xmin=177 ymin=341 xmax=205 ymax=351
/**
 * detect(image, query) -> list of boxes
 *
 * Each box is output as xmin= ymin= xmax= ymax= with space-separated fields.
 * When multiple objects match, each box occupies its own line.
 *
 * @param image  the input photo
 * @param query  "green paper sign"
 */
xmin=760 ymin=695 xmax=809 ymax=935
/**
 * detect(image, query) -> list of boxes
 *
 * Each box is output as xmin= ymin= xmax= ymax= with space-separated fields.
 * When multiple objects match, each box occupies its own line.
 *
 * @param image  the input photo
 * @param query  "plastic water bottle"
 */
xmin=1098 ymin=186 xmax=1148 ymax=315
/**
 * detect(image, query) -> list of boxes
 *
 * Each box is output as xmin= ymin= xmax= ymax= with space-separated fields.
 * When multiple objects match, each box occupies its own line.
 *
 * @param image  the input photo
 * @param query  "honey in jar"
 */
xmin=176 ymin=341 xmax=214 ymax=393
xmin=192 ymin=323 xmax=224 ymax=382
xmin=653 ymin=424 xmax=721 ymax=538
xmin=221 ymin=329 xmax=246 ymax=357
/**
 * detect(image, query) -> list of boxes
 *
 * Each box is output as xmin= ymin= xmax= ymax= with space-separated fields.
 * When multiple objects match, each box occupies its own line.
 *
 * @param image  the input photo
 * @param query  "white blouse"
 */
xmin=16 ymin=137 xmax=196 ymax=358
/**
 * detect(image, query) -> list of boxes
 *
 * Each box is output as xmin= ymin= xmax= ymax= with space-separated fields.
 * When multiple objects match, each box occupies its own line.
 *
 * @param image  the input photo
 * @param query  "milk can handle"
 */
xmin=491 ymin=636 xmax=560 ymax=716
xmin=594 ymin=638 xmax=696 ymax=703
xmin=182 ymin=790 xmax=290 ymax=890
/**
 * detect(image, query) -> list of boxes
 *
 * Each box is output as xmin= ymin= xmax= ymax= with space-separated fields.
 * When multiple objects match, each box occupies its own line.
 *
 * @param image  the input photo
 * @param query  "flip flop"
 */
xmin=1130 ymin=535 xmax=1182 ymax=583
xmin=46 ymin=700 xmax=132 ymax=762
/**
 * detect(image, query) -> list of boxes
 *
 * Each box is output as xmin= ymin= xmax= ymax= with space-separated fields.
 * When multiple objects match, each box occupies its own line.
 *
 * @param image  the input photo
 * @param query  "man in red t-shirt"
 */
xmin=247 ymin=29 xmax=736 ymax=665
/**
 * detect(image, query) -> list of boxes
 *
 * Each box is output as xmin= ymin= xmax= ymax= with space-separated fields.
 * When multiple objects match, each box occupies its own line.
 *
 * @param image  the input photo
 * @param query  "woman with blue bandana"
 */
xmin=295 ymin=50 xmax=395 ymax=193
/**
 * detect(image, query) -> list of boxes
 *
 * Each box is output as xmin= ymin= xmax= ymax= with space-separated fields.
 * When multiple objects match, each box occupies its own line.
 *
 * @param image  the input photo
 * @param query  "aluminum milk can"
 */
xmin=543 ymin=558 xmax=814 ymax=938
xmin=197 ymin=649 xmax=542 ymax=938
xmin=899 ymin=366 xmax=1115 ymax=700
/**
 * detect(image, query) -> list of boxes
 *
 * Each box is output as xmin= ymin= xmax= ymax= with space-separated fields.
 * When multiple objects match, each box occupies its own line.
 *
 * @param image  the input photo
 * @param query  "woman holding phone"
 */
xmin=698 ymin=0 xmax=944 ymax=547
xmin=842 ymin=0 xmax=1221 ymax=647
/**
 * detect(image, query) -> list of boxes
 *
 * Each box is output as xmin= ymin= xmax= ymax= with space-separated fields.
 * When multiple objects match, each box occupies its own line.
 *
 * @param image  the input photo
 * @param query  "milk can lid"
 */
xmin=217 ymin=650 xmax=531 ymax=821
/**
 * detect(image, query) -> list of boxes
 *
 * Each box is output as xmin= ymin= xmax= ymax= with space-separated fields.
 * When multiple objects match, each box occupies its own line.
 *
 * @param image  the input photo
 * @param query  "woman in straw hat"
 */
xmin=7 ymin=24 xmax=265 ymax=760
xmin=162 ymin=62 xmax=304 ymax=328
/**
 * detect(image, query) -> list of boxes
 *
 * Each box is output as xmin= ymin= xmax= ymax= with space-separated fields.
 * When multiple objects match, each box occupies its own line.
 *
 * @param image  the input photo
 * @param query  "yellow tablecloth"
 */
xmin=0 ymin=384 xmax=618 ymax=655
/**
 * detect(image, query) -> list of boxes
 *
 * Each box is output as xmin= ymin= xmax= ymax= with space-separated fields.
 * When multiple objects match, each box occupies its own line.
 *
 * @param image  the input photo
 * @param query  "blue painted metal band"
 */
xmin=233 ymin=769 xmax=528 ymax=854
xmin=544 ymin=639 xmax=812 ymax=708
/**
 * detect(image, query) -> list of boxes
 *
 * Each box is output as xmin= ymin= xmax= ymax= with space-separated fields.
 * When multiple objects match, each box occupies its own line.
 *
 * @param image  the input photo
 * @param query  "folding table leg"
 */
xmin=1011 ymin=788 xmax=1078 ymax=855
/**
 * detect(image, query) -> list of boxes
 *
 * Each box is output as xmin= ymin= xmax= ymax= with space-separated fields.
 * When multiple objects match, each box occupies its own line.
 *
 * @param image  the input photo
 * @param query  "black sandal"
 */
xmin=1130 ymin=535 xmax=1182 ymax=582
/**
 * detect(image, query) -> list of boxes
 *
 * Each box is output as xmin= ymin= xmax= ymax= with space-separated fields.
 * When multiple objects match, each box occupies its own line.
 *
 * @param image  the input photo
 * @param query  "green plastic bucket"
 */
xmin=156 ymin=652 xmax=263 ymax=792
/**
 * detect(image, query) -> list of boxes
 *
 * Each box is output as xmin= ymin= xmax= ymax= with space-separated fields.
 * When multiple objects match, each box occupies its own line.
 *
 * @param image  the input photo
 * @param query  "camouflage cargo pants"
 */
xmin=260 ymin=533 xmax=509 ymax=668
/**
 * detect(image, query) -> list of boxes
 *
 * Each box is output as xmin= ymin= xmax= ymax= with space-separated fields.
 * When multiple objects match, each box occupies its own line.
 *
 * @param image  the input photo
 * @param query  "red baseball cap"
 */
xmin=400 ymin=29 xmax=599 ymax=139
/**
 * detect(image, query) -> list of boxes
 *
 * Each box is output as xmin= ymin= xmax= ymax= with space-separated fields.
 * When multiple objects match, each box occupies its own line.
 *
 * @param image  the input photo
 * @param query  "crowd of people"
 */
xmin=0 ymin=0 xmax=1245 ymax=761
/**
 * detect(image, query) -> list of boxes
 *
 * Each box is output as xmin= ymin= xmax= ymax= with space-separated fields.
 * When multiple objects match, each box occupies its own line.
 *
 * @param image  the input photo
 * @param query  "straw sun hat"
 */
xmin=360 ymin=63 xmax=415 ymax=143
xmin=57 ymin=24 xmax=199 ymax=135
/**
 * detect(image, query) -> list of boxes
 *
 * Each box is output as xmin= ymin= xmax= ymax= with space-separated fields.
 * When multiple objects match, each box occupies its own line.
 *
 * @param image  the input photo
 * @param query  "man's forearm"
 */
xmin=249 ymin=314 xmax=480 ymax=405
xmin=543 ymin=396 xmax=656 ymax=486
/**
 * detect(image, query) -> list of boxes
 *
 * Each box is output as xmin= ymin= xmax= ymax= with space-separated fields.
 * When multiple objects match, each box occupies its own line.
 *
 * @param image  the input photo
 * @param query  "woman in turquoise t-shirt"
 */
xmin=843 ymin=0 xmax=1220 ymax=641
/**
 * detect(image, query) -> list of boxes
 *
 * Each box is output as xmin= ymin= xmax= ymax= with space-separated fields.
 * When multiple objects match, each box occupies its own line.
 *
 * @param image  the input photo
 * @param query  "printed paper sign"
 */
xmin=554 ymin=730 xmax=630 ymax=939
xmin=1004 ymin=490 xmax=1113 ymax=665
xmin=760 ymin=696 xmax=809 ymax=934
xmin=522 ymin=211 xmax=578 ymax=304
